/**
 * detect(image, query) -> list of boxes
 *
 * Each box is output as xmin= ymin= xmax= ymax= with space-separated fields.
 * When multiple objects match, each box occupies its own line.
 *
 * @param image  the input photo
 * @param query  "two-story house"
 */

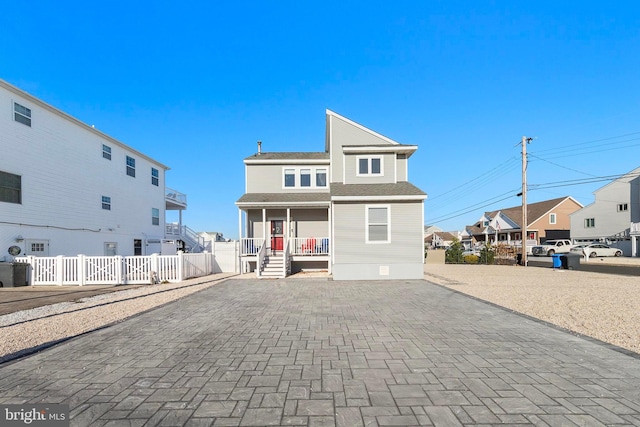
xmin=0 ymin=79 xmax=192 ymax=259
xmin=236 ymin=110 xmax=427 ymax=280
xmin=570 ymin=167 xmax=640 ymax=256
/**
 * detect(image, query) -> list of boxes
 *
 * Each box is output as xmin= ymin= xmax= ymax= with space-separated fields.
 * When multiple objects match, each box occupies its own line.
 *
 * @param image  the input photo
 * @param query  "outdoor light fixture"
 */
xmin=15 ymin=235 xmax=24 ymax=242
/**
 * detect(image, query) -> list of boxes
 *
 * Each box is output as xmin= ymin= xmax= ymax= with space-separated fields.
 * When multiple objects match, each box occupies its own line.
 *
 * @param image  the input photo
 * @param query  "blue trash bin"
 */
xmin=551 ymin=254 xmax=562 ymax=269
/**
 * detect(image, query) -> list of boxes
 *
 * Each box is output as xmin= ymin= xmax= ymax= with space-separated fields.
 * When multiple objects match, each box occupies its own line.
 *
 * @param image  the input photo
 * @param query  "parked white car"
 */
xmin=570 ymin=243 xmax=623 ymax=258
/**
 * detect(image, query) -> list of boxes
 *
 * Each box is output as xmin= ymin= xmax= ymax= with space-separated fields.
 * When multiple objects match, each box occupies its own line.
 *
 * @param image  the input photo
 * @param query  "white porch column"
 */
xmin=238 ymin=209 xmax=243 ymax=274
xmin=262 ymin=209 xmax=267 ymax=247
xmin=632 ymin=235 xmax=637 ymax=257
xmin=286 ymin=208 xmax=291 ymax=241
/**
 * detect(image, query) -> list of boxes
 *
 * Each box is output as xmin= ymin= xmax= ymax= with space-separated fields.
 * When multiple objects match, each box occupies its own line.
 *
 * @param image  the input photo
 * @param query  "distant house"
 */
xmin=430 ymin=231 xmax=458 ymax=249
xmin=236 ymin=110 xmax=427 ymax=280
xmin=570 ymin=167 xmax=640 ymax=256
xmin=464 ymin=196 xmax=583 ymax=247
xmin=0 ymin=79 xmax=195 ymax=259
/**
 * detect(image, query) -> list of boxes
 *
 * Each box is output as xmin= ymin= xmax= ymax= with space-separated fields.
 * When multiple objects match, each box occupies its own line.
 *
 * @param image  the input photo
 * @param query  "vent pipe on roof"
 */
xmin=257 ymin=141 xmax=262 ymax=155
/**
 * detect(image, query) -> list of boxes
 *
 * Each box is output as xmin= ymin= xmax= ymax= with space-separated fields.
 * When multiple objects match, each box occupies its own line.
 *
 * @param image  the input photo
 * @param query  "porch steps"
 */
xmin=260 ymin=255 xmax=286 ymax=278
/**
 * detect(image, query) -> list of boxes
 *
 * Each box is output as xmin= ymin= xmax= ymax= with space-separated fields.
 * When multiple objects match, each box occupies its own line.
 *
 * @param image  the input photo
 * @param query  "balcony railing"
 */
xmin=166 ymin=187 xmax=187 ymax=208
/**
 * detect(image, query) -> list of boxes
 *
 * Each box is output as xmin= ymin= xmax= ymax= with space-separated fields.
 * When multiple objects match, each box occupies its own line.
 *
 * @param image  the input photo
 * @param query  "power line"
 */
xmin=530 ymin=171 xmax=640 ymax=191
xmin=426 ymin=188 xmax=520 ymax=224
xmin=528 ymin=154 xmax=598 ymax=177
xmin=532 ymin=131 xmax=640 ymax=156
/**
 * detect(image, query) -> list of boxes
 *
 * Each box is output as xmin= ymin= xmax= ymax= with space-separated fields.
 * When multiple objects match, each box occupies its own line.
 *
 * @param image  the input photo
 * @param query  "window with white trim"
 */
xmin=549 ymin=213 xmax=556 ymax=224
xmin=14 ymin=102 xmax=31 ymax=127
xmin=152 ymin=208 xmax=160 ymax=225
xmin=300 ymin=169 xmax=311 ymax=187
xmin=617 ymin=203 xmax=628 ymax=212
xmin=101 ymin=196 xmax=111 ymax=210
xmin=284 ymin=169 xmax=295 ymax=187
xmin=585 ymin=218 xmax=595 ymax=228
xmin=151 ymin=168 xmax=159 ymax=186
xmin=102 ymin=144 xmax=111 ymax=160
xmin=126 ymin=156 xmax=136 ymax=177
xmin=316 ymin=169 xmax=327 ymax=187
xmin=358 ymin=157 xmax=383 ymax=176
xmin=0 ymin=170 xmax=21 ymax=204
xmin=366 ymin=205 xmax=390 ymax=243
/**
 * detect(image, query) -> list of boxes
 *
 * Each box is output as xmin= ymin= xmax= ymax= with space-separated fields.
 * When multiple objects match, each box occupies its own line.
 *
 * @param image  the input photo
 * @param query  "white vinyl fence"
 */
xmin=15 ymin=252 xmax=217 ymax=286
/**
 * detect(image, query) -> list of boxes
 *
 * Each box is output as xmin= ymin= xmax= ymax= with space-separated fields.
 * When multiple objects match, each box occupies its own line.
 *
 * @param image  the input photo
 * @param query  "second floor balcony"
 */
xmin=166 ymin=187 xmax=187 ymax=210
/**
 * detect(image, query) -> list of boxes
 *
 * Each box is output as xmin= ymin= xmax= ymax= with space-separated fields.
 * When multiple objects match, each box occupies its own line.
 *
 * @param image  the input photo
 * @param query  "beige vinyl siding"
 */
xmin=343 ymin=153 xmax=396 ymax=185
xmin=396 ymin=154 xmax=407 ymax=181
xmin=333 ymin=201 xmax=423 ymax=264
xmin=290 ymin=209 xmax=329 ymax=237
xmin=246 ymin=164 xmax=330 ymax=193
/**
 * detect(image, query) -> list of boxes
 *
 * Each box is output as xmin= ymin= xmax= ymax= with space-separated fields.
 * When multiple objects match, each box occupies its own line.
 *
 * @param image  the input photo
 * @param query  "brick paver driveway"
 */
xmin=1 ymin=279 xmax=639 ymax=426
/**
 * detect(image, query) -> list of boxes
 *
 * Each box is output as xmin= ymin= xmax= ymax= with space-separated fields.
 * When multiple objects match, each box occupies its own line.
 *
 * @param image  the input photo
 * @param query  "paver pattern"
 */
xmin=1 ymin=279 xmax=639 ymax=426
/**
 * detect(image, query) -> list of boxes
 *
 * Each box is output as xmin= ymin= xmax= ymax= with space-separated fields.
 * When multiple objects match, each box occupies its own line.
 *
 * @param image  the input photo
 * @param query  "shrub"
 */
xmin=464 ymin=254 xmax=479 ymax=264
xmin=479 ymin=243 xmax=495 ymax=265
xmin=445 ymin=238 xmax=464 ymax=263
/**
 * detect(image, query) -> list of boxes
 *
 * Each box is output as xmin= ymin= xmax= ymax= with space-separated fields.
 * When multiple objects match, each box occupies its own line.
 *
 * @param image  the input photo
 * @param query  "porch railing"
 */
xmin=241 ymin=238 xmax=265 ymax=256
xmin=165 ymin=223 xmax=206 ymax=252
xmin=290 ymin=237 xmax=330 ymax=255
xmin=256 ymin=241 xmax=266 ymax=278
xmin=165 ymin=187 xmax=187 ymax=207
xmin=631 ymin=222 xmax=640 ymax=235
xmin=283 ymin=240 xmax=291 ymax=277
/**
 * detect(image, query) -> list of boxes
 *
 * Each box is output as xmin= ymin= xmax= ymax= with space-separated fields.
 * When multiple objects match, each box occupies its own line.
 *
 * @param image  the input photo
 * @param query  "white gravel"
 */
xmin=0 ymin=273 xmax=235 ymax=362
xmin=424 ymin=263 xmax=640 ymax=355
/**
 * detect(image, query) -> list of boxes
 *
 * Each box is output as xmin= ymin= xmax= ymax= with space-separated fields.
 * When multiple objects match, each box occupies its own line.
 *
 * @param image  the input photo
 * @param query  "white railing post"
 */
xmin=27 ymin=256 xmax=36 ymax=286
xmin=56 ymin=255 xmax=64 ymax=286
xmin=177 ymin=250 xmax=184 ymax=280
xmin=116 ymin=256 xmax=124 ymax=284
xmin=78 ymin=254 xmax=86 ymax=286
xmin=151 ymin=253 xmax=159 ymax=284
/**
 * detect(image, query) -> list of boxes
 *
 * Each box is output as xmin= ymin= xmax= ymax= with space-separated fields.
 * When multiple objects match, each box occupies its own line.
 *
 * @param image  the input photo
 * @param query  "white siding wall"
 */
xmin=0 ymin=84 xmax=166 ymax=260
xmin=332 ymin=201 xmax=424 ymax=280
xmin=570 ymin=179 xmax=632 ymax=240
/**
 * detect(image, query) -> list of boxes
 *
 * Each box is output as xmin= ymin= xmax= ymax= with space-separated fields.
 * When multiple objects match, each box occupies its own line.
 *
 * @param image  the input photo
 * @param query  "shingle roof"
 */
xmin=244 ymin=152 xmax=329 ymax=161
xmin=330 ymin=182 xmax=427 ymax=198
xmin=236 ymin=192 xmax=331 ymax=205
xmin=485 ymin=196 xmax=571 ymax=228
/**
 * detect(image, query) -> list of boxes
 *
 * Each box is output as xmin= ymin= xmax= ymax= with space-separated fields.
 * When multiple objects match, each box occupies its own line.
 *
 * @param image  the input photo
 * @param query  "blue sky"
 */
xmin=3 ymin=1 xmax=640 ymax=238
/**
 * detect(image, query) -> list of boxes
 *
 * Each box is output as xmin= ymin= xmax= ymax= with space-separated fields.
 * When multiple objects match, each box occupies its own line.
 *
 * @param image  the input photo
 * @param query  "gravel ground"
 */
xmin=0 ymin=273 xmax=235 ymax=362
xmin=424 ymin=263 xmax=640 ymax=355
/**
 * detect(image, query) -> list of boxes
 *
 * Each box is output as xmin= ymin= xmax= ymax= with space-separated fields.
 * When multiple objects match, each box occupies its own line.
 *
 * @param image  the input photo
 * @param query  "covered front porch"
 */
xmin=237 ymin=204 xmax=331 ymax=278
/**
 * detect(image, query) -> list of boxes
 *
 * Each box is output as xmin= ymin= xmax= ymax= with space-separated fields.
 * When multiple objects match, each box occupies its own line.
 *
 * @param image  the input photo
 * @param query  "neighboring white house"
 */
xmin=236 ymin=109 xmax=427 ymax=280
xmin=570 ymin=167 xmax=640 ymax=256
xmin=0 ymin=79 xmax=193 ymax=260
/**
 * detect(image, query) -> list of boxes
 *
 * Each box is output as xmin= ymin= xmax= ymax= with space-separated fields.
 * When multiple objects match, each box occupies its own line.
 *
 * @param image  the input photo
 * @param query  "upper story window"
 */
xmin=151 ymin=208 xmax=160 ymax=225
xmin=300 ymin=169 xmax=311 ymax=187
xmin=549 ymin=213 xmax=556 ymax=224
xmin=126 ymin=156 xmax=136 ymax=177
xmin=102 ymin=144 xmax=112 ymax=160
xmin=283 ymin=167 xmax=327 ymax=189
xmin=366 ymin=205 xmax=390 ymax=243
xmin=358 ymin=157 xmax=382 ymax=176
xmin=284 ymin=169 xmax=295 ymax=187
xmin=151 ymin=168 xmax=159 ymax=186
xmin=14 ymin=102 xmax=31 ymax=127
xmin=0 ymin=170 xmax=21 ymax=204
xmin=585 ymin=218 xmax=595 ymax=228
xmin=316 ymin=169 xmax=327 ymax=187
xmin=617 ymin=203 xmax=628 ymax=212
xmin=101 ymin=196 xmax=111 ymax=210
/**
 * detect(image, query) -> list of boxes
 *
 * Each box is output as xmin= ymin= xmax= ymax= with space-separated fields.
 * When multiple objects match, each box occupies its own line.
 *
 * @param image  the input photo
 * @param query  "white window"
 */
xmin=126 ymin=156 xmax=136 ymax=177
xmin=300 ymin=169 xmax=311 ymax=187
xmin=101 ymin=196 xmax=111 ymax=210
xmin=316 ymin=169 xmax=327 ymax=187
xmin=0 ymin=170 xmax=21 ymax=204
xmin=151 ymin=168 xmax=159 ymax=186
xmin=358 ymin=157 xmax=383 ymax=176
xmin=585 ymin=218 xmax=595 ymax=228
xmin=366 ymin=205 xmax=390 ymax=243
xmin=102 ymin=144 xmax=111 ymax=160
xmin=617 ymin=203 xmax=628 ymax=212
xmin=152 ymin=208 xmax=160 ymax=225
xmin=549 ymin=213 xmax=556 ymax=224
xmin=284 ymin=169 xmax=295 ymax=187
xmin=14 ymin=102 xmax=31 ymax=127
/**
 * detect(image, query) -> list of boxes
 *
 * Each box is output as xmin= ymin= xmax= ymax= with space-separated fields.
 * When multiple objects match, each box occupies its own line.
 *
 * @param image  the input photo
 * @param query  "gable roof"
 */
xmin=483 ymin=196 xmax=581 ymax=229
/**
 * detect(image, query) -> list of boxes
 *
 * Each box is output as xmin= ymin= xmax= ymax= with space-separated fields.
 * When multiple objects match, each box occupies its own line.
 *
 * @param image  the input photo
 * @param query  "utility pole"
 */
xmin=521 ymin=136 xmax=531 ymax=266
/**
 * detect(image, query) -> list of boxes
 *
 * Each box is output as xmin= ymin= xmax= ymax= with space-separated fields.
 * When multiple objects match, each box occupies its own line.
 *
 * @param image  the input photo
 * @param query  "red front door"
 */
xmin=271 ymin=220 xmax=284 ymax=251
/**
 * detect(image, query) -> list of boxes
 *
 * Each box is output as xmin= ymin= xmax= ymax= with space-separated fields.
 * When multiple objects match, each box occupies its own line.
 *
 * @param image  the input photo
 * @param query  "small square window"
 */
xmin=617 ymin=203 xmax=628 ymax=212
xmin=0 ymin=170 xmax=21 ymax=204
xmin=549 ymin=213 xmax=556 ymax=224
xmin=371 ymin=158 xmax=381 ymax=174
xmin=284 ymin=169 xmax=295 ymax=187
xmin=101 ymin=196 xmax=111 ymax=210
xmin=14 ymin=102 xmax=31 ymax=127
xmin=359 ymin=158 xmax=369 ymax=174
xmin=585 ymin=218 xmax=595 ymax=228
xmin=358 ymin=157 xmax=382 ymax=176
xmin=151 ymin=168 xmax=159 ymax=186
xmin=316 ymin=169 xmax=327 ymax=187
xmin=126 ymin=156 xmax=136 ymax=177
xmin=102 ymin=144 xmax=112 ymax=160
xmin=300 ymin=169 xmax=311 ymax=187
